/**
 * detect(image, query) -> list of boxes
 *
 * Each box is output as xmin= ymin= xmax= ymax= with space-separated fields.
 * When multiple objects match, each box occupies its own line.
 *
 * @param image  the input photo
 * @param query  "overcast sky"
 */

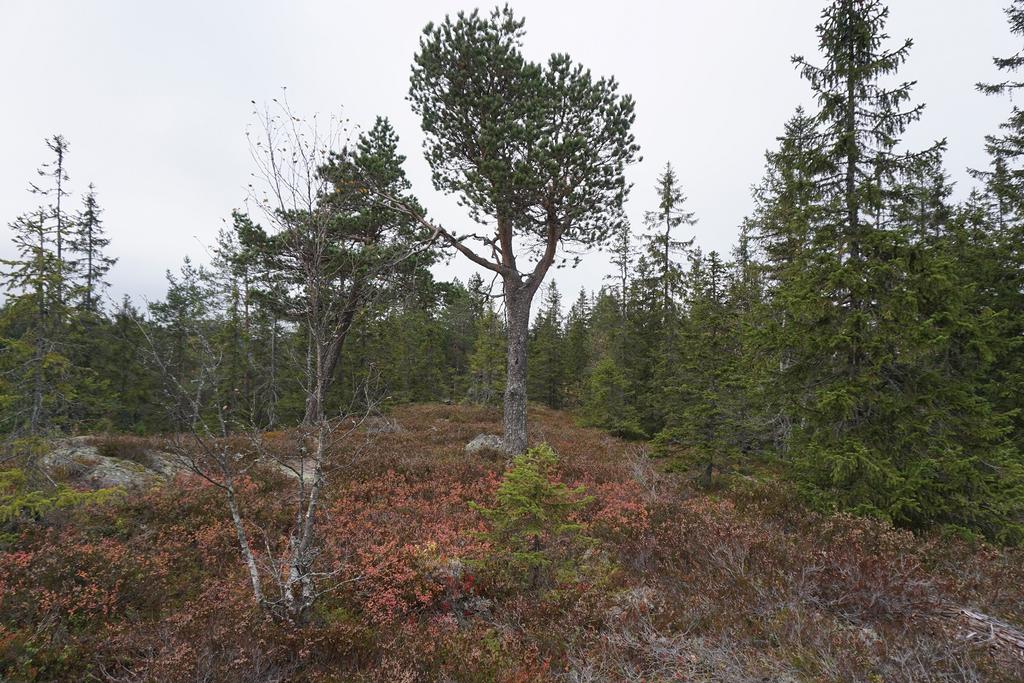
xmin=1 ymin=1 xmax=1018 ymax=307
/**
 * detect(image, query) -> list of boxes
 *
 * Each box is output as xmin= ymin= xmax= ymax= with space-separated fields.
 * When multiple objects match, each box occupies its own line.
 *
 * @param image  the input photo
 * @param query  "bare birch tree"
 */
xmin=146 ymin=311 xmax=379 ymax=623
xmin=145 ymin=97 xmax=433 ymax=623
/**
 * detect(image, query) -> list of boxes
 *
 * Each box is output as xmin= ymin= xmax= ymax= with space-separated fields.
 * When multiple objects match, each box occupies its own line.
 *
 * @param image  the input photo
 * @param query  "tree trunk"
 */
xmin=302 ymin=332 xmax=347 ymax=425
xmin=503 ymin=283 xmax=532 ymax=455
xmin=301 ymin=294 xmax=360 ymax=425
xmin=226 ymin=484 xmax=265 ymax=607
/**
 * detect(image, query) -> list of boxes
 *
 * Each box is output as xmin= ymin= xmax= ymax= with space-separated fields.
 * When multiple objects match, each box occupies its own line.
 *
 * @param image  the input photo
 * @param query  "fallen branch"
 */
xmin=949 ymin=606 xmax=1024 ymax=662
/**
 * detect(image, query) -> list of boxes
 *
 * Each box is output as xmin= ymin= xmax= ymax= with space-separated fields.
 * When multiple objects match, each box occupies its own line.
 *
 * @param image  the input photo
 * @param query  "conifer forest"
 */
xmin=2 ymin=1 xmax=1024 ymax=680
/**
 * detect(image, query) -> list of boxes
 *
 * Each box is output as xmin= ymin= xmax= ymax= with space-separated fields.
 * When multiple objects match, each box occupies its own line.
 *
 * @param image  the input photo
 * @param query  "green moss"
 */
xmin=0 ymin=467 xmax=121 ymax=540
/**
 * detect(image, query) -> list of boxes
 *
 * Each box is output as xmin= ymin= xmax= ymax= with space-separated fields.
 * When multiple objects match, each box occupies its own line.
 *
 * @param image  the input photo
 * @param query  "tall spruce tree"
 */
xmin=971 ymin=0 xmax=1024 ymax=452
xmin=28 ymin=136 xmax=74 ymax=308
xmin=71 ymin=184 xmax=116 ymax=313
xmin=0 ymin=137 xmax=90 ymax=435
xmin=0 ymin=209 xmax=67 ymax=435
xmin=769 ymin=0 xmax=1023 ymax=539
xmin=621 ymin=254 xmax=665 ymax=434
xmin=643 ymin=162 xmax=696 ymax=320
xmin=527 ymin=281 xmax=565 ymax=409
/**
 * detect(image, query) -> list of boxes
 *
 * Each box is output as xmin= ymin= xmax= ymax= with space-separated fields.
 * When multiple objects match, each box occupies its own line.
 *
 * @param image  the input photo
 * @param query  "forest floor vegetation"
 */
xmin=1 ymin=404 xmax=1022 ymax=681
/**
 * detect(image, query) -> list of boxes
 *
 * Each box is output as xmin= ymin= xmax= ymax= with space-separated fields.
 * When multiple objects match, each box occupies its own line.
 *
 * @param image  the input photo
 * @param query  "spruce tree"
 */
xmin=642 ymin=162 xmax=696 ymax=321
xmin=970 ymin=0 xmax=1024 ymax=452
xmin=579 ymin=355 xmax=645 ymax=440
xmin=70 ymin=184 xmax=116 ymax=313
xmin=467 ymin=306 xmax=507 ymax=406
xmin=747 ymin=110 xmax=826 ymax=450
xmin=0 ymin=138 xmax=89 ymax=435
xmin=655 ymin=251 xmax=740 ymax=468
xmin=436 ymin=277 xmax=486 ymax=400
xmin=621 ymin=254 xmax=665 ymax=434
xmin=0 ymin=210 xmax=67 ymax=435
xmin=768 ymin=0 xmax=1024 ymax=539
xmin=28 ymin=136 xmax=73 ymax=307
xmin=561 ymin=289 xmax=592 ymax=406
xmin=106 ymin=296 xmax=160 ymax=431
xmin=470 ymin=443 xmax=591 ymax=589
xmin=527 ymin=281 xmax=565 ymax=409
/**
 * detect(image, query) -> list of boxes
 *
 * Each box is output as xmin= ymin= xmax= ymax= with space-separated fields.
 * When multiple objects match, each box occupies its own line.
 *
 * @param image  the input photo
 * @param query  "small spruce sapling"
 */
xmin=470 ymin=444 xmax=592 ymax=589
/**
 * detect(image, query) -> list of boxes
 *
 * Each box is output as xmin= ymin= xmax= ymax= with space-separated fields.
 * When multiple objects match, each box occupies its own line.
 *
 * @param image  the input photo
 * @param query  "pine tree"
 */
xmin=148 ymin=258 xmax=215 ymax=428
xmin=240 ymin=115 xmax=432 ymax=425
xmin=408 ymin=7 xmax=639 ymax=452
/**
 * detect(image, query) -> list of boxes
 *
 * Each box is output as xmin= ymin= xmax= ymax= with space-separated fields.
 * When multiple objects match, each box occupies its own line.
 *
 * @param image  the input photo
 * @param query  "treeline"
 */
xmin=3 ymin=0 xmax=1024 ymax=543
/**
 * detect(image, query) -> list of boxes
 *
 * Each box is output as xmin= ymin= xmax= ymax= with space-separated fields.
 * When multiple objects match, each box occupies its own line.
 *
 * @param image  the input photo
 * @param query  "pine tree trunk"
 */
xmin=301 ymin=293 xmax=359 ymax=426
xmin=503 ymin=284 xmax=531 ymax=455
xmin=303 ymin=333 xmax=345 ymax=425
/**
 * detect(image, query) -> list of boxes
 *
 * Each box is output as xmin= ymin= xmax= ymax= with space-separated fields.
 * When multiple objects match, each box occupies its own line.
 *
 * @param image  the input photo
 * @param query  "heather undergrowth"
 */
xmin=0 ymin=404 xmax=1020 ymax=681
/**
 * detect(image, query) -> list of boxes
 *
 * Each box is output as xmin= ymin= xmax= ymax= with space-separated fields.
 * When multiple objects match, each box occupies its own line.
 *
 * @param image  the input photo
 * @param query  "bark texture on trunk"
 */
xmin=301 ymin=295 xmax=360 ymax=426
xmin=303 ymin=332 xmax=344 ymax=426
xmin=503 ymin=284 xmax=532 ymax=455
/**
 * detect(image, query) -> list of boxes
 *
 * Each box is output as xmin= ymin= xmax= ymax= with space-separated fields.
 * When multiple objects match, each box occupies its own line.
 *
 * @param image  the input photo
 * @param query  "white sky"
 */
xmin=1 ymin=1 xmax=1018 ymax=306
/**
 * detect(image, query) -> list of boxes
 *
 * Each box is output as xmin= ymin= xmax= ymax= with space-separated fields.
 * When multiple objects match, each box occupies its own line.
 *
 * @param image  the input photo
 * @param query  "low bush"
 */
xmin=0 ymin=405 xmax=1019 ymax=680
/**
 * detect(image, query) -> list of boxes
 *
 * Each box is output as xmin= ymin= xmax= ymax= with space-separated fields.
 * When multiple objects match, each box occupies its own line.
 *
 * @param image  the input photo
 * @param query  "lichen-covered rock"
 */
xmin=464 ymin=434 xmax=506 ymax=458
xmin=142 ymin=450 xmax=187 ymax=478
xmin=39 ymin=438 xmax=170 ymax=490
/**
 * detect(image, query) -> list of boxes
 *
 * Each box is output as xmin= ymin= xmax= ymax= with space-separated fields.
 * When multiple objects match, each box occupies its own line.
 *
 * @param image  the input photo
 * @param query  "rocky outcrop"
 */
xmin=464 ymin=434 xmax=506 ymax=459
xmin=39 ymin=437 xmax=181 ymax=490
